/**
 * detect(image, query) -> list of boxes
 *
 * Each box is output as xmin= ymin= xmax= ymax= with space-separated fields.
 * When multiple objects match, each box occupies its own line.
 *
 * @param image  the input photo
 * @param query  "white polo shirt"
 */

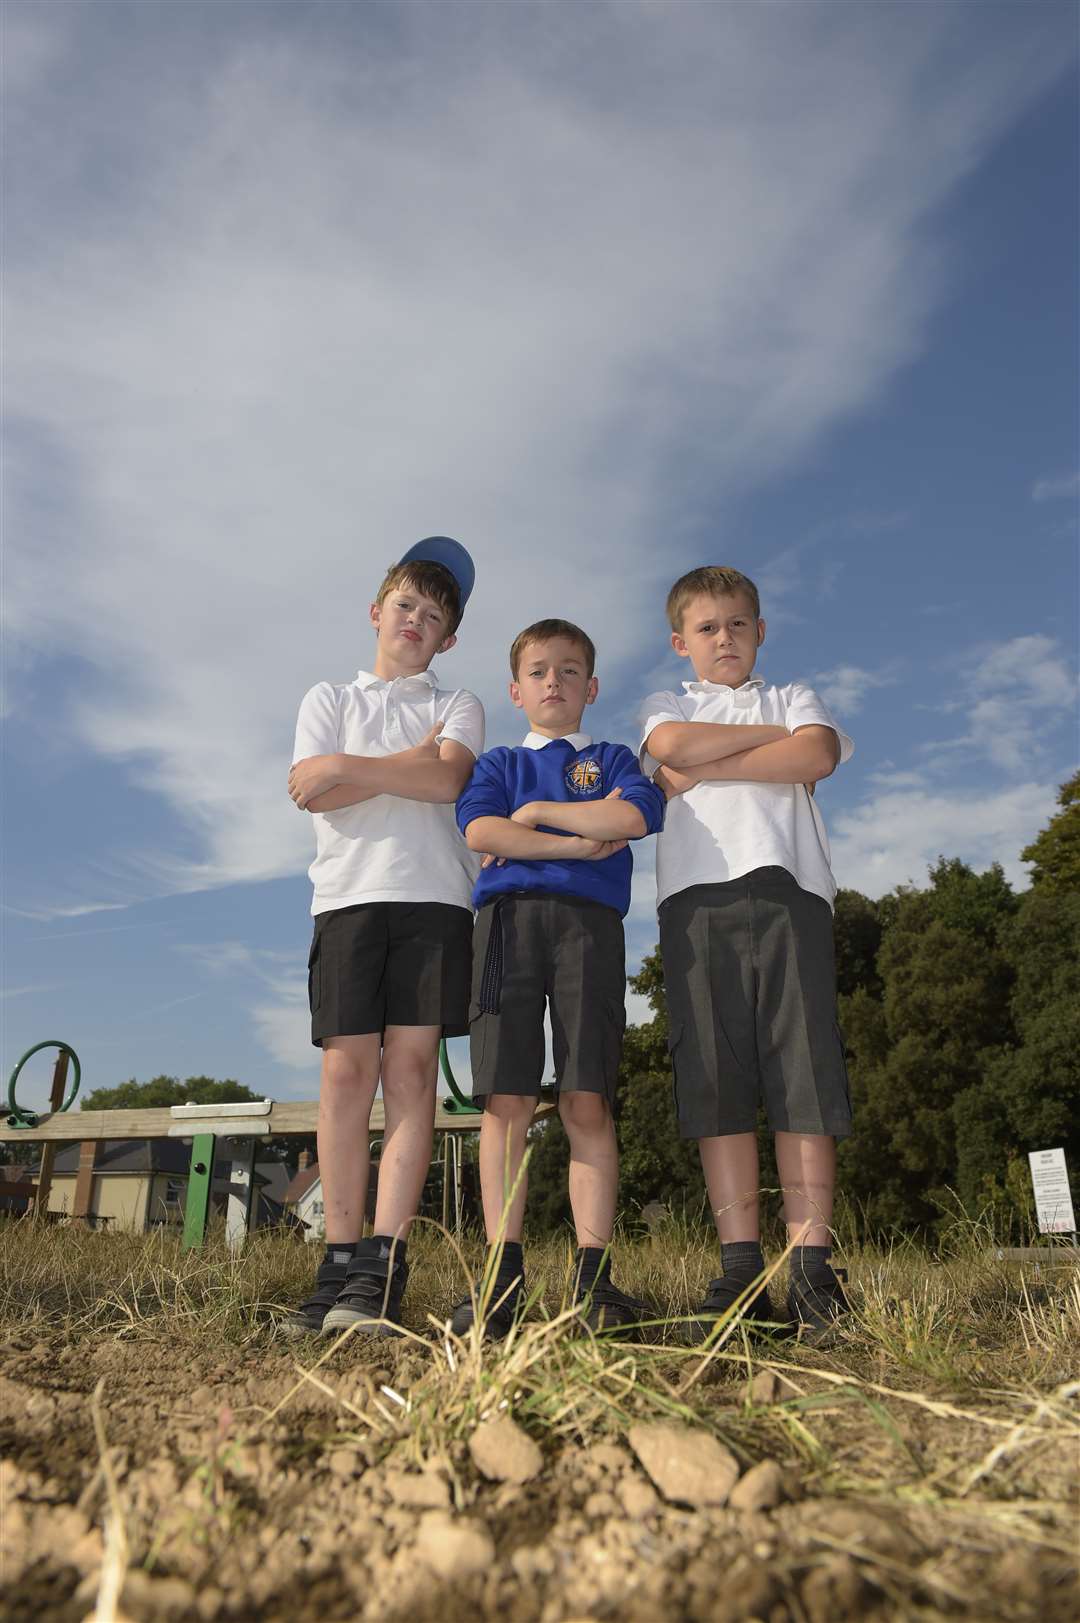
xmin=293 ymin=668 xmax=484 ymax=916
xmin=637 ymin=676 xmax=853 ymax=910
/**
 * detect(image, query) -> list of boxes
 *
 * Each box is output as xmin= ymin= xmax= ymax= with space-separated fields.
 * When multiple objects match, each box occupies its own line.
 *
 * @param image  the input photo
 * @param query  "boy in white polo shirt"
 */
xmin=639 ymin=566 xmax=854 ymax=1342
xmin=282 ymin=537 xmax=483 ymax=1337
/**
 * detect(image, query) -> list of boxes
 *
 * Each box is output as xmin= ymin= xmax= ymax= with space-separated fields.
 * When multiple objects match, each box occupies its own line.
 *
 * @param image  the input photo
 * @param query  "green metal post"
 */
xmin=182 ymin=1133 xmax=216 ymax=1251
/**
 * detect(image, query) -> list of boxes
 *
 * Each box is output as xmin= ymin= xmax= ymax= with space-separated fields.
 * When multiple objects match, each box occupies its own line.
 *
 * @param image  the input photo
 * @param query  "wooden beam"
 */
xmin=71 ymin=1141 xmax=98 ymax=1222
xmin=30 ymin=1050 xmax=70 ymax=1219
xmin=0 ymin=1097 xmax=553 ymax=1144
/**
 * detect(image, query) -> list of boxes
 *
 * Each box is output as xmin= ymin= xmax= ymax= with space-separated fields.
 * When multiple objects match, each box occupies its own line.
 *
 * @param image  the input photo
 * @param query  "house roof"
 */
xmin=52 ymin=1140 xmax=193 ymax=1176
xmin=283 ymin=1164 xmax=321 ymax=1203
xmin=254 ymin=1161 xmax=293 ymax=1202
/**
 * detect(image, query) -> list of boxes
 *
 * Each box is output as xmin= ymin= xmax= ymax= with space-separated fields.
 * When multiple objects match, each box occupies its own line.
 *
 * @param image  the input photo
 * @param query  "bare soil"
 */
xmin=2 ymin=1317 xmax=1076 ymax=1623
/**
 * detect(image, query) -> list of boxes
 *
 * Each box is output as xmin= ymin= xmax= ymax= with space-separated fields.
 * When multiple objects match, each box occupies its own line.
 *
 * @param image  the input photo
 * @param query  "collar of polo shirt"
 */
xmin=683 ymin=674 xmax=766 ymax=695
xmin=522 ymin=730 xmax=593 ymax=750
xmin=355 ymin=667 xmax=440 ymax=690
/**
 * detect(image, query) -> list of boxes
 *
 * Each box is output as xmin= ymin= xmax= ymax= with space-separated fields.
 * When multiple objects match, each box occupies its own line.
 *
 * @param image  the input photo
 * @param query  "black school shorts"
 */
xmin=659 ymin=867 xmax=852 ymax=1140
xmin=308 ymin=901 xmax=473 ymax=1045
xmin=468 ymin=894 xmax=626 ymax=1105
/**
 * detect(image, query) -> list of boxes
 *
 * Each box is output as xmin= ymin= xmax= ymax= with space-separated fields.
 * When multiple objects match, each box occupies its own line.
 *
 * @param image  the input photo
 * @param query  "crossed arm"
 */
xmin=288 ymin=724 xmax=474 ymax=812
xmin=646 ymin=721 xmax=839 ymax=798
xmin=463 ymin=788 xmax=645 ymax=864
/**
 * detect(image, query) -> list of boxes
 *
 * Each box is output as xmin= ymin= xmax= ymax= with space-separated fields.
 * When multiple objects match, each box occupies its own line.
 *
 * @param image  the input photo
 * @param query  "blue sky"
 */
xmin=3 ymin=1 xmax=1077 ymax=1111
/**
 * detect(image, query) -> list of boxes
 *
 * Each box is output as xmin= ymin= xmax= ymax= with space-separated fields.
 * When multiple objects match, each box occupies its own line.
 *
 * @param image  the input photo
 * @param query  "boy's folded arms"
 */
xmin=650 ymin=723 xmax=839 ymax=797
xmin=646 ymin=719 xmax=790 ymax=768
xmin=289 ymin=723 xmax=476 ymax=811
xmin=463 ymin=814 xmax=628 ymax=863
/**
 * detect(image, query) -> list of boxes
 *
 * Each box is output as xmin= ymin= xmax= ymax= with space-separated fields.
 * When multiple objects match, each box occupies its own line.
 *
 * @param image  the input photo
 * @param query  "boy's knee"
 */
xmin=484 ymin=1092 xmax=538 ymax=1124
xmin=558 ymin=1090 xmax=611 ymax=1130
xmin=321 ymin=1038 xmax=380 ymax=1091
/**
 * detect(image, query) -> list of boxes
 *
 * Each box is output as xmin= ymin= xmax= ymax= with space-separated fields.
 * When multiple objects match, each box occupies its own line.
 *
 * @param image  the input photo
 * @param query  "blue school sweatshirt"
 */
xmin=455 ymin=736 xmax=665 ymax=917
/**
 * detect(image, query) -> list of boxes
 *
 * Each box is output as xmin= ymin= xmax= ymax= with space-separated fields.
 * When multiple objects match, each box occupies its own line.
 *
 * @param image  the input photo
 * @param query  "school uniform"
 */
xmin=638 ymin=676 xmax=855 ymax=1140
xmin=293 ymin=667 xmax=484 ymax=1042
xmin=455 ymin=732 xmax=665 ymax=1103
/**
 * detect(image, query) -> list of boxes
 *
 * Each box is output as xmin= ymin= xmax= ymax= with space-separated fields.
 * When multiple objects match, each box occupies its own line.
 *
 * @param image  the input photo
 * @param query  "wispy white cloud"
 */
xmin=1032 ymin=471 xmax=1079 ymax=502
xmin=830 ymin=780 xmax=1058 ymax=896
xmin=5 ymin=3 xmax=1070 ymax=902
xmin=814 ymin=663 xmax=897 ymax=717
xmin=0 ymin=982 xmax=60 ymax=1001
xmin=932 ymin=635 xmax=1078 ymax=773
xmin=2 ymin=900 xmax=133 ymax=924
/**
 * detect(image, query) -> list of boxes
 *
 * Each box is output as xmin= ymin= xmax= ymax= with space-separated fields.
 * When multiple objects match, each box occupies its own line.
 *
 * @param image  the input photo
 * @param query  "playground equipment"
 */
xmin=6 ymin=1041 xmax=81 ymax=1129
xmin=1 ymin=1037 xmax=554 ymax=1249
xmin=5 ymin=1042 xmax=82 ymax=1218
xmin=439 ymin=1038 xmax=480 ymax=1114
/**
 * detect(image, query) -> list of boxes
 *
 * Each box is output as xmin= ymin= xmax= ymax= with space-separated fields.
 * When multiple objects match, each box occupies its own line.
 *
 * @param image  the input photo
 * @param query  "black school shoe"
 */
xmin=575 ymin=1276 xmax=653 ymax=1334
xmin=320 ymin=1240 xmax=409 ymax=1339
xmin=786 ymin=1264 xmax=849 ymax=1346
xmin=278 ymin=1256 xmax=350 ymax=1337
xmin=449 ymin=1280 xmax=525 ymax=1342
xmin=683 ymin=1273 xmax=782 ymax=1345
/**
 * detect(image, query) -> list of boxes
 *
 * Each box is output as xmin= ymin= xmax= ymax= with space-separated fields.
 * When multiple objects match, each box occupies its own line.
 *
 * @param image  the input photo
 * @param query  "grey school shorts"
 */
xmin=659 ymin=867 xmax=852 ymax=1140
xmin=309 ymin=901 xmax=472 ymax=1045
xmin=468 ymin=894 xmax=626 ymax=1105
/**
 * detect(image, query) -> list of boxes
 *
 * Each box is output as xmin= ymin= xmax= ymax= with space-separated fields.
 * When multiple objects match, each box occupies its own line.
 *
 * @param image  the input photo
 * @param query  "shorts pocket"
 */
xmin=666 ymin=1021 xmax=684 ymax=1116
xmin=467 ymin=998 xmax=486 ymax=1081
xmin=307 ymin=930 xmax=322 ymax=1016
xmin=834 ymin=1021 xmax=852 ymax=1111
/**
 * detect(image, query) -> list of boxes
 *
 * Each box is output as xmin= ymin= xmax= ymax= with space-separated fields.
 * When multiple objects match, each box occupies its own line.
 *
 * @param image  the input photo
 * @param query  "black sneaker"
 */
xmin=576 ymin=1277 xmax=652 ymax=1334
xmin=786 ymin=1265 xmax=849 ymax=1345
xmin=684 ymin=1274 xmax=781 ymax=1345
xmin=278 ymin=1257 xmax=350 ymax=1337
xmin=321 ymin=1241 xmax=409 ymax=1338
xmin=449 ymin=1280 xmax=524 ymax=1341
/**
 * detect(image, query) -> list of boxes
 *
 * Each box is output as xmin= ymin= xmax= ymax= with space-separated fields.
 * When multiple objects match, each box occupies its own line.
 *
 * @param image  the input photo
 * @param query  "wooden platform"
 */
xmin=0 ymin=1097 xmax=548 ymax=1143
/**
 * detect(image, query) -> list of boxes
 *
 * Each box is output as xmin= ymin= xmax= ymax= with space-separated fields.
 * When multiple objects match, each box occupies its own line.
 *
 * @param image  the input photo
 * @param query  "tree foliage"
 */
xmin=80 ymin=1075 xmax=263 ymax=1112
xmin=525 ymin=784 xmax=1080 ymax=1238
xmin=1021 ymin=770 xmax=1080 ymax=895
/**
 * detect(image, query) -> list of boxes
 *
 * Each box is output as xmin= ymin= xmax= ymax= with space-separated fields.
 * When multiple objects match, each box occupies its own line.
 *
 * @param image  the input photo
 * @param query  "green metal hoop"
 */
xmin=5 ymin=1041 xmax=82 ymax=1129
xmin=439 ymin=1038 xmax=480 ymax=1115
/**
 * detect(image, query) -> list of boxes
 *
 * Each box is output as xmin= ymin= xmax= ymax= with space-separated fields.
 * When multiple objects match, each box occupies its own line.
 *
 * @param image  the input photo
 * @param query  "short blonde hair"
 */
xmin=510 ymin=619 xmax=596 ymax=679
xmin=374 ymin=560 xmax=462 ymax=633
xmin=666 ymin=566 xmax=760 ymax=631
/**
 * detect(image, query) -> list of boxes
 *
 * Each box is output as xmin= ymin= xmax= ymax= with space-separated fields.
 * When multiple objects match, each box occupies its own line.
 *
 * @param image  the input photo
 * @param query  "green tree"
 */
xmin=1021 ymin=770 xmax=1080 ymax=894
xmin=833 ymin=888 xmax=884 ymax=999
xmin=80 ymin=1075 xmax=262 ymax=1111
xmin=839 ymin=860 xmax=1019 ymax=1230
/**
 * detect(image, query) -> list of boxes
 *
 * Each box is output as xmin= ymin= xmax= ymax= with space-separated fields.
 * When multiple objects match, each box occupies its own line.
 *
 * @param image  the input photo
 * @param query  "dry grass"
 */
xmin=2 ymin=1215 xmax=1077 ymax=1463
xmin=2 ymin=1216 xmax=1078 ymax=1621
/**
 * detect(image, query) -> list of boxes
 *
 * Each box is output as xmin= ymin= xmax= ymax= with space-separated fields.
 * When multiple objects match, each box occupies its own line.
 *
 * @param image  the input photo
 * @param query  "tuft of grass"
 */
xmin=3 ymin=1212 xmax=1078 ymax=1498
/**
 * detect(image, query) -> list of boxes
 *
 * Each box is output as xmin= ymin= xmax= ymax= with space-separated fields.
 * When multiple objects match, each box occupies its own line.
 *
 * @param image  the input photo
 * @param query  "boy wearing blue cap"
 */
xmin=282 ymin=539 xmax=483 ymax=1337
xmin=451 ymin=619 xmax=666 ymax=1338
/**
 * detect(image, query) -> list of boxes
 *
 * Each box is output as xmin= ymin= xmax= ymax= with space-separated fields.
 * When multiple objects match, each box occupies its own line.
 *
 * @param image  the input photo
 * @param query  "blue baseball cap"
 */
xmin=398 ymin=536 xmax=475 ymax=610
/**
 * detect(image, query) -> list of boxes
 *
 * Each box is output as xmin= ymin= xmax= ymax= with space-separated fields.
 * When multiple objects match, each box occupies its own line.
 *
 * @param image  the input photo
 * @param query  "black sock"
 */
xmin=487 ymin=1240 xmax=525 ymax=1297
xmin=324 ymin=1242 xmax=359 ymax=1267
xmin=721 ymin=1241 xmax=765 ymax=1281
xmin=574 ymin=1245 xmax=612 ymax=1294
xmin=792 ymin=1244 xmax=832 ymax=1282
xmin=352 ymin=1234 xmax=408 ymax=1271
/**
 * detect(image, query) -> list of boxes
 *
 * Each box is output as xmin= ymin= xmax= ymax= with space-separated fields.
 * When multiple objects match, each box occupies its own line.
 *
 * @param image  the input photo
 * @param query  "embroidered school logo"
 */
xmin=566 ymin=757 xmax=602 ymax=796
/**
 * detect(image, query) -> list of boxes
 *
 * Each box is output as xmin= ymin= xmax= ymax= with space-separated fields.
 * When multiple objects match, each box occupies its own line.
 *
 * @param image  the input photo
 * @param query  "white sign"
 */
xmin=1028 ymin=1149 xmax=1077 ymax=1235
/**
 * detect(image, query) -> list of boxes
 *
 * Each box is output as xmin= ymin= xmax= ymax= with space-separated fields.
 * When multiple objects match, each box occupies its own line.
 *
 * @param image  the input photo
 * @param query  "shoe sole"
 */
xmin=275 ymin=1317 xmax=323 ymax=1339
xmin=320 ymin=1310 xmax=404 ymax=1338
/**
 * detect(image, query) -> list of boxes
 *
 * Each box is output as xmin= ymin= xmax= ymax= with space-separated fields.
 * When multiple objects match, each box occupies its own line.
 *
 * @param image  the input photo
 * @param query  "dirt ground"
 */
xmin=2 ymin=1318 xmax=1076 ymax=1623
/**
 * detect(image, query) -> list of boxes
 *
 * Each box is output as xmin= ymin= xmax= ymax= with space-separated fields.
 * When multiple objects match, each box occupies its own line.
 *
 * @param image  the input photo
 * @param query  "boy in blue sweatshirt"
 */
xmin=451 ymin=619 xmax=666 ymax=1337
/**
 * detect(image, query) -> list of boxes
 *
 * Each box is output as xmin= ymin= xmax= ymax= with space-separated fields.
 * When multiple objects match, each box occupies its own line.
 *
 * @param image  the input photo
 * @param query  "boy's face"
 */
xmin=369 ymin=578 xmax=456 ymax=673
xmin=510 ymin=636 xmax=598 ymax=737
xmin=672 ymin=591 xmax=765 ymax=688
